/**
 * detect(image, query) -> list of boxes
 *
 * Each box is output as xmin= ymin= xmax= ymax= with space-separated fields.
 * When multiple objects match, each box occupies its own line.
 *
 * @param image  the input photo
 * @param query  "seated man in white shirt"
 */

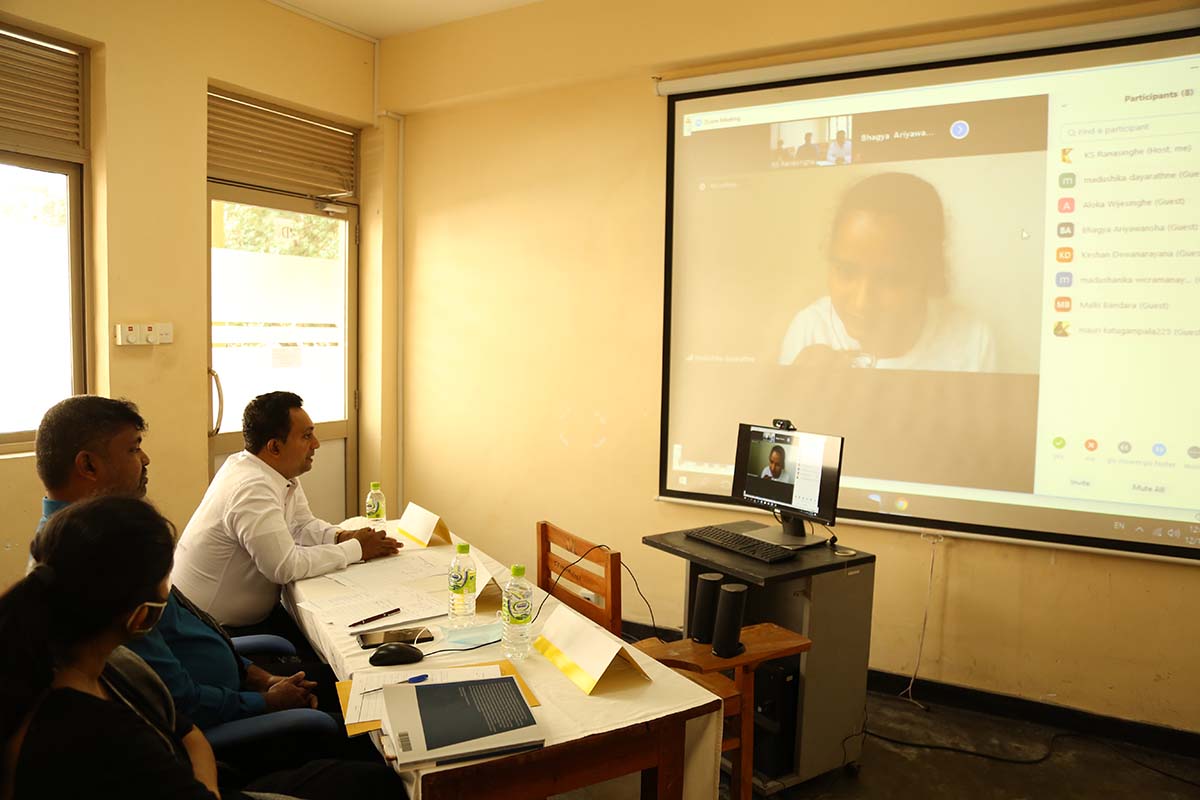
xmin=825 ymin=129 xmax=852 ymax=164
xmin=779 ymin=172 xmax=995 ymax=372
xmin=173 ymin=391 xmax=400 ymax=638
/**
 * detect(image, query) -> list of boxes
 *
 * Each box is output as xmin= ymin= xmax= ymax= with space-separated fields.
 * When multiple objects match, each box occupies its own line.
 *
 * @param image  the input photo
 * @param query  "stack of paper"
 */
xmin=297 ymin=586 xmax=444 ymax=633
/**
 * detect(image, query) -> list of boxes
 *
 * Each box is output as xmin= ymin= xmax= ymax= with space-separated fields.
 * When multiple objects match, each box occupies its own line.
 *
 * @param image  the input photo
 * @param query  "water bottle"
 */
xmin=501 ymin=564 xmax=533 ymax=661
xmin=447 ymin=543 xmax=477 ymax=627
xmin=365 ymin=482 xmax=386 ymax=521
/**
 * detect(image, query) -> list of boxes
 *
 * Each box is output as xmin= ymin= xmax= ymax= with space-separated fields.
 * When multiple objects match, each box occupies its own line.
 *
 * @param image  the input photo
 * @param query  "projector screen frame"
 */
xmin=657 ymin=24 xmax=1200 ymax=562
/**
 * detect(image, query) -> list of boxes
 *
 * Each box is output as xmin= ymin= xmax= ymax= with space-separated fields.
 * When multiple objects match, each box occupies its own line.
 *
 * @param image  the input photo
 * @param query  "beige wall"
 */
xmin=0 ymin=0 xmax=375 ymax=587
xmin=391 ymin=0 xmax=1200 ymax=733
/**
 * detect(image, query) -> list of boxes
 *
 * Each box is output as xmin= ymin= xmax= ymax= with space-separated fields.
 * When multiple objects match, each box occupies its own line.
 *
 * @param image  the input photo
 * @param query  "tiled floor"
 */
xmin=775 ymin=692 xmax=1200 ymax=800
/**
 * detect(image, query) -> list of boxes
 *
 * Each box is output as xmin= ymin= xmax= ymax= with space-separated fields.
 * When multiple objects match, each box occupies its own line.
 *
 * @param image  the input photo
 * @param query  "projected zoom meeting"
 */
xmin=665 ymin=38 xmax=1200 ymax=552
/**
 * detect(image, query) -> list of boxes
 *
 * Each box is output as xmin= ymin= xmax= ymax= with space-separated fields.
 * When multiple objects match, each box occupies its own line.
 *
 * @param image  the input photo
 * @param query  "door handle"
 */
xmin=208 ymin=367 xmax=224 ymax=437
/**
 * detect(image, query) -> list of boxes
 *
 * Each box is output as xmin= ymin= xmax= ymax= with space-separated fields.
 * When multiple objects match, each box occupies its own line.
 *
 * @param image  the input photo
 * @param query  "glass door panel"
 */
xmin=208 ymin=184 xmax=357 ymax=517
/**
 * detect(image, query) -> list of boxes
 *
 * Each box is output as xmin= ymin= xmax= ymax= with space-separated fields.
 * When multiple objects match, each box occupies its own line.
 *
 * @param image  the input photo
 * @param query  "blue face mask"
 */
xmin=442 ymin=620 xmax=502 ymax=647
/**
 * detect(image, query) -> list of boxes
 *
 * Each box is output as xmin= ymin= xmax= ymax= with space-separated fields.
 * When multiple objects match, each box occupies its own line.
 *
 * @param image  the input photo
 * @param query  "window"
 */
xmin=0 ymin=26 xmax=85 ymax=445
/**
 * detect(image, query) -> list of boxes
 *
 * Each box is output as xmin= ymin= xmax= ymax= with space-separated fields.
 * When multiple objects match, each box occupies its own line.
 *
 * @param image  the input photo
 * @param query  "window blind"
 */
xmin=207 ymin=91 xmax=358 ymax=200
xmin=0 ymin=27 xmax=85 ymax=160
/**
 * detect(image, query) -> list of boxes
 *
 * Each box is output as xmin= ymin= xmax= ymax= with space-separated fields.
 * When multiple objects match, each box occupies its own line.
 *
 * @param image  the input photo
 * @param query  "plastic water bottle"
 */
xmin=365 ymin=482 xmax=386 ymax=521
xmin=501 ymin=564 xmax=533 ymax=661
xmin=447 ymin=543 xmax=477 ymax=628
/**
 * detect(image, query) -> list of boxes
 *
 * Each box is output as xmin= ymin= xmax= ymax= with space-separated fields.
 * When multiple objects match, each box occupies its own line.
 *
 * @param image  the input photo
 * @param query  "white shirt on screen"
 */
xmin=826 ymin=140 xmax=853 ymax=163
xmin=172 ymin=450 xmax=362 ymax=626
xmin=761 ymin=466 xmax=783 ymax=480
xmin=778 ymin=295 xmax=996 ymax=372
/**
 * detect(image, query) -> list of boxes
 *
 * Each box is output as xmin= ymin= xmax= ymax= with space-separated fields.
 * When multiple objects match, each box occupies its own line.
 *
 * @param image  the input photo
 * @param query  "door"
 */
xmin=207 ymin=182 xmax=358 ymax=521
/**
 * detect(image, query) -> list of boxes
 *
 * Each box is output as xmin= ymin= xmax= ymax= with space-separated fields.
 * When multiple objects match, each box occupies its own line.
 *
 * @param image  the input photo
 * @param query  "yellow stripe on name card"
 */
xmin=534 ymin=635 xmax=599 ymax=695
xmin=394 ymin=527 xmax=428 ymax=547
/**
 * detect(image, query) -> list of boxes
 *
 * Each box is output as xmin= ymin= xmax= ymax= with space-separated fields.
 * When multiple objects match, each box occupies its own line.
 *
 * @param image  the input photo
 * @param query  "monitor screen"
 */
xmin=732 ymin=424 xmax=845 ymax=526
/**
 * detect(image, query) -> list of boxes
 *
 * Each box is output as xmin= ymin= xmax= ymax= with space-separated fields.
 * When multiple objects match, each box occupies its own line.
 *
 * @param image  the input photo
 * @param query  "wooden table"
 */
xmin=288 ymin=540 xmax=723 ymax=799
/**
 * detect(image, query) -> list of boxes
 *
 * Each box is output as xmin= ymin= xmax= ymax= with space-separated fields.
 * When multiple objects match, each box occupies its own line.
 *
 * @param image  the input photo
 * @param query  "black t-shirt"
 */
xmin=15 ymin=688 xmax=217 ymax=800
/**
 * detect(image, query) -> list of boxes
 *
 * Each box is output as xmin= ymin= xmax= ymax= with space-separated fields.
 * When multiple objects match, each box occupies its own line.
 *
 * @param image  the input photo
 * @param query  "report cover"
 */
xmin=381 ymin=675 xmax=544 ymax=766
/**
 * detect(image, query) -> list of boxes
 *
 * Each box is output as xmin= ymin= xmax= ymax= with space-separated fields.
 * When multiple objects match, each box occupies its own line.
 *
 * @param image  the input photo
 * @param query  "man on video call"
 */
xmin=826 ymin=129 xmax=853 ymax=164
xmin=801 ymin=132 xmax=823 ymax=161
xmin=778 ymin=172 xmax=995 ymax=372
xmin=760 ymin=445 xmax=788 ymax=480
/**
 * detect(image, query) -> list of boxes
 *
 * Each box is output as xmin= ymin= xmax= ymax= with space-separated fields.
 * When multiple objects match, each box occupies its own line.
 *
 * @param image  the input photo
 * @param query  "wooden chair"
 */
xmin=635 ymin=623 xmax=812 ymax=800
xmin=535 ymin=521 xmax=622 ymax=636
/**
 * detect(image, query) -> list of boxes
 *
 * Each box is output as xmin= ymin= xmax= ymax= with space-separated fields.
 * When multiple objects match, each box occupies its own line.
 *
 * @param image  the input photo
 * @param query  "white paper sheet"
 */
xmin=340 ymin=514 xmax=385 ymax=532
xmin=345 ymin=665 xmax=502 ymax=724
xmin=335 ymin=550 xmax=449 ymax=594
xmin=297 ymin=586 xmax=444 ymax=632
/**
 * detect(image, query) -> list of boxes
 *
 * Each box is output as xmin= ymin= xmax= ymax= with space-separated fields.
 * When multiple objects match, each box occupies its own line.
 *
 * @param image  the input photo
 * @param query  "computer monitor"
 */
xmin=731 ymin=423 xmax=844 ymax=535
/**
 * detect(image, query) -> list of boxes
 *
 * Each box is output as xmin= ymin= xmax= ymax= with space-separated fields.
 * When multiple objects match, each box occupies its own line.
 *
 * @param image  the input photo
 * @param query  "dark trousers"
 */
xmin=226 ymin=603 xmax=320 ymax=661
xmin=222 ymin=603 xmax=381 ymax=775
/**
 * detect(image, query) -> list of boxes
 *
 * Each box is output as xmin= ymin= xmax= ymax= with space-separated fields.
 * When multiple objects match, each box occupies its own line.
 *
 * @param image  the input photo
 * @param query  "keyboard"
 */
xmin=682 ymin=526 xmax=797 ymax=564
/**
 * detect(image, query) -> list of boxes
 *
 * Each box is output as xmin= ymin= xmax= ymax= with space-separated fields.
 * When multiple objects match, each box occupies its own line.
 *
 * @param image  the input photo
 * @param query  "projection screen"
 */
xmin=661 ymin=29 xmax=1200 ymax=559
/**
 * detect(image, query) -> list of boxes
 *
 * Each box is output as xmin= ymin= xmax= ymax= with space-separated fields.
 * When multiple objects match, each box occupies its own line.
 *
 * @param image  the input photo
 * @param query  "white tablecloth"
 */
xmin=286 ymin=540 xmax=721 ymax=799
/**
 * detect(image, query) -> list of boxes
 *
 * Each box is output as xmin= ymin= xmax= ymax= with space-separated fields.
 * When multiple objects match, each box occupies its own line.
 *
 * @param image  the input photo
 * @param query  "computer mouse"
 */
xmin=369 ymin=642 xmax=425 ymax=666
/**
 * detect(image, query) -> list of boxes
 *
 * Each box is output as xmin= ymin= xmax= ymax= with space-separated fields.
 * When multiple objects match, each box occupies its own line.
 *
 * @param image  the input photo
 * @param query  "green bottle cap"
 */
xmin=510 ymin=564 xmax=525 ymax=578
xmin=456 ymin=542 xmax=470 ymax=554
xmin=370 ymin=481 xmax=381 ymax=490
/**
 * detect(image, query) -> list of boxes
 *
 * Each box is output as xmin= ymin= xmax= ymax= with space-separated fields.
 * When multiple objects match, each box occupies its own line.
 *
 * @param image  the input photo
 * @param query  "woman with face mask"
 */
xmin=0 ymin=496 xmax=404 ymax=800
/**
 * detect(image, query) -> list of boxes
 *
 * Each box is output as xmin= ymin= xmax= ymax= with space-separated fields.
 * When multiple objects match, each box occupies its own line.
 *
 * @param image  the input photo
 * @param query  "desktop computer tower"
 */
xmin=753 ymin=657 xmax=799 ymax=779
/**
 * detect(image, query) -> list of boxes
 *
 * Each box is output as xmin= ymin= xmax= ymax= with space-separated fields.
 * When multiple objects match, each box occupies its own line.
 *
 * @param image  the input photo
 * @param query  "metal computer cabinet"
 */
xmin=744 ymin=559 xmax=875 ymax=786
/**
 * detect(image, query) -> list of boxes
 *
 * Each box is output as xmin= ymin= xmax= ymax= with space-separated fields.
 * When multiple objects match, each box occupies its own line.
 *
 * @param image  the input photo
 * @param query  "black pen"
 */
xmin=349 ymin=607 xmax=403 ymax=627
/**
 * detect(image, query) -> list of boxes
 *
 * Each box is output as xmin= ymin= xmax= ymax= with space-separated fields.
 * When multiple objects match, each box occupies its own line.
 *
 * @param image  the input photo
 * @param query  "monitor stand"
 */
xmin=719 ymin=517 xmax=829 ymax=549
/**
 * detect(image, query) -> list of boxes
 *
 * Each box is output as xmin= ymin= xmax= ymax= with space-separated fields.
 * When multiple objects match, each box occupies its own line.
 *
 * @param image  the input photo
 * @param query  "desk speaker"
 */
xmin=711 ymin=583 xmax=747 ymax=658
xmin=690 ymin=572 xmax=724 ymax=644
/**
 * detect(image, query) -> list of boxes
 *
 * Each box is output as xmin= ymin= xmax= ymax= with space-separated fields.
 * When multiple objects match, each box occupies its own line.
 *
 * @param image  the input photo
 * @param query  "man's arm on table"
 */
xmin=227 ymin=481 xmax=365 ymax=584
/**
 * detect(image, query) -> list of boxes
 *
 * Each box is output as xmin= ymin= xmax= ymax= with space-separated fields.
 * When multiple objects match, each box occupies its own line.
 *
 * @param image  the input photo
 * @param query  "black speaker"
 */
xmin=711 ymin=583 xmax=747 ymax=658
xmin=690 ymin=572 xmax=724 ymax=644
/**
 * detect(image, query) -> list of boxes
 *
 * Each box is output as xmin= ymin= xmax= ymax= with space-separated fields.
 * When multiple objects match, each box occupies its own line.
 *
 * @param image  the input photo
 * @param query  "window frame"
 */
xmin=0 ymin=150 xmax=85 ymax=452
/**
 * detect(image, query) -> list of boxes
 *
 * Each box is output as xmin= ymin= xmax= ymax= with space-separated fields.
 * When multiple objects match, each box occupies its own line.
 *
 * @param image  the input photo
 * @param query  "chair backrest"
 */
xmin=535 ymin=521 xmax=622 ymax=635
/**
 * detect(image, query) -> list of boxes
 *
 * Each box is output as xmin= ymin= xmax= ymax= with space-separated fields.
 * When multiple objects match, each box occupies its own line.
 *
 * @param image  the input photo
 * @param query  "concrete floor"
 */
xmin=776 ymin=693 xmax=1200 ymax=800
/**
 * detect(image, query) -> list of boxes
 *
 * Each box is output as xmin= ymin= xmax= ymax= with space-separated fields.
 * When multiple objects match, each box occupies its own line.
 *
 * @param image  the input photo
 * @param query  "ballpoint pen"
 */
xmin=349 ymin=607 xmax=404 ymax=628
xmin=362 ymin=674 xmax=428 ymax=694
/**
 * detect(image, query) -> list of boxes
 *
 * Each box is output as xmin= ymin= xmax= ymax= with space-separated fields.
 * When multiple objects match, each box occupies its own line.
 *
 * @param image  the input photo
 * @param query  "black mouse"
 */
xmin=369 ymin=642 xmax=424 ymax=666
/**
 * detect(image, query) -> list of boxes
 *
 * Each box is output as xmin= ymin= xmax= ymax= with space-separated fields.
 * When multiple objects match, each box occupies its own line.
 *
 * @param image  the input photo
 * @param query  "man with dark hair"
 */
xmin=761 ymin=445 xmax=787 ymax=480
xmin=29 ymin=396 xmax=320 ymax=732
xmin=173 ymin=391 xmax=398 ymax=632
xmin=34 ymin=395 xmax=149 ymax=526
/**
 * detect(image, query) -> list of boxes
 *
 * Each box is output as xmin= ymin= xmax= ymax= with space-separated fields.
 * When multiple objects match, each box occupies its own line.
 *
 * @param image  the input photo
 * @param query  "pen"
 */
xmin=362 ymin=674 xmax=428 ymax=694
xmin=349 ymin=607 xmax=403 ymax=628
